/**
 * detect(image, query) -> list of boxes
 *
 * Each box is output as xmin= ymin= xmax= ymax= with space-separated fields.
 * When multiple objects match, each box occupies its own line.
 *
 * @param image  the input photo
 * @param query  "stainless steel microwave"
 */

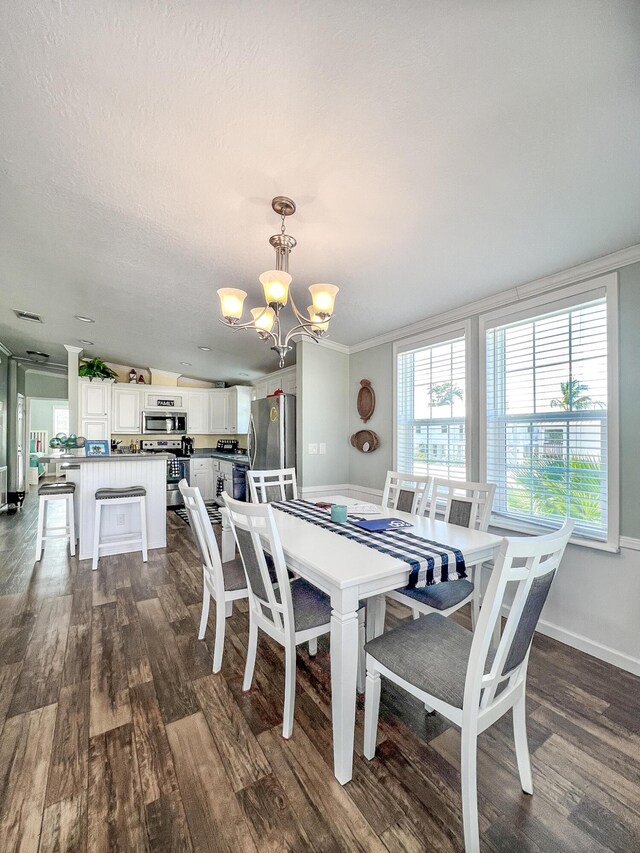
xmin=141 ymin=410 xmax=187 ymax=435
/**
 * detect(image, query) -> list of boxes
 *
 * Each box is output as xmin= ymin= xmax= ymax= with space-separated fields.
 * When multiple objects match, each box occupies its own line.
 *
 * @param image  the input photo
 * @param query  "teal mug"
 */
xmin=331 ymin=504 xmax=348 ymax=524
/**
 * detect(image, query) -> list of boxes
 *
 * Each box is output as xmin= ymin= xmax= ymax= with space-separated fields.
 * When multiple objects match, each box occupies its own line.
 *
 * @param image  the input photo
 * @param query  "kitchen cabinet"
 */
xmin=190 ymin=458 xmax=215 ymax=500
xmin=252 ymin=367 xmax=296 ymax=400
xmin=112 ymin=386 xmax=141 ymax=433
xmin=82 ymin=419 xmax=111 ymax=441
xmin=187 ymin=391 xmax=209 ymax=434
xmin=79 ymin=378 xmax=252 ymax=439
xmin=79 ymin=378 xmax=111 ymax=439
xmin=227 ymin=386 xmax=252 ymax=433
xmin=209 ymin=390 xmax=230 ymax=433
xmin=80 ymin=379 xmax=111 ymax=418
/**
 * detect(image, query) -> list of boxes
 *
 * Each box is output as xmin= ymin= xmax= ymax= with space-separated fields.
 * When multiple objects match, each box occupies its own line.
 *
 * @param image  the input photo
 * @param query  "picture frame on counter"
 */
xmin=85 ymin=439 xmax=110 ymax=457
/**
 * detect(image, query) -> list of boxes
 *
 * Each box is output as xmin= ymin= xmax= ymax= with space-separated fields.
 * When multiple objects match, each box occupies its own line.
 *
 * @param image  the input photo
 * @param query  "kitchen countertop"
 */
xmin=191 ymin=450 xmax=250 ymax=465
xmin=41 ymin=453 xmax=172 ymax=463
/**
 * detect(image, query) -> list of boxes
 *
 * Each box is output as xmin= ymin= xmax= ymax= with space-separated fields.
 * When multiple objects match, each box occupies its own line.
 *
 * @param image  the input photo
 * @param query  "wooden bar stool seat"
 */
xmin=92 ymin=486 xmax=148 ymax=571
xmin=35 ymin=481 xmax=76 ymax=562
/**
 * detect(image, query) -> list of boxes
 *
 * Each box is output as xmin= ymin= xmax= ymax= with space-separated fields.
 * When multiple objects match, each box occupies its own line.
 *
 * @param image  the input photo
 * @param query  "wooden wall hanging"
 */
xmin=350 ymin=429 xmax=379 ymax=453
xmin=357 ymin=379 xmax=375 ymax=422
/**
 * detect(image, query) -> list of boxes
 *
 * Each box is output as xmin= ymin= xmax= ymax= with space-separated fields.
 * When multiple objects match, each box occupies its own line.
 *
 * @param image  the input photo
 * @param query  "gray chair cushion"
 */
xmin=290 ymin=578 xmax=332 ymax=632
xmin=273 ymin=578 xmax=332 ymax=633
xmin=365 ymin=612 xmax=495 ymax=708
xmin=38 ymin=482 xmax=75 ymax=495
xmin=95 ymin=486 xmax=146 ymax=499
xmin=395 ymin=579 xmax=474 ymax=611
xmin=222 ymin=557 xmax=248 ymax=592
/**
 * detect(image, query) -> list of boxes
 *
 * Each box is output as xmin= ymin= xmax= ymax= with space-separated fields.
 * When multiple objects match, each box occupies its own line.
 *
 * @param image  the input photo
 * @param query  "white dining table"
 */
xmin=221 ymin=495 xmax=503 ymax=785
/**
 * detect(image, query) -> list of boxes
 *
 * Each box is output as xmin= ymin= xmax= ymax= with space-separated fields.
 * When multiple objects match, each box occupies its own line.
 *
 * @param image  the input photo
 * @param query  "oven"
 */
xmin=142 ymin=410 xmax=187 ymax=435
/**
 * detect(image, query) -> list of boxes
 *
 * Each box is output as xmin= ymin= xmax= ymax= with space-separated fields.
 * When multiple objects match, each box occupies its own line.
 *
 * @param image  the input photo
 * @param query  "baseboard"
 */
xmin=497 ymin=604 xmax=640 ymax=677
xmin=620 ymin=535 xmax=640 ymax=551
xmin=299 ymin=484 xmax=353 ymax=498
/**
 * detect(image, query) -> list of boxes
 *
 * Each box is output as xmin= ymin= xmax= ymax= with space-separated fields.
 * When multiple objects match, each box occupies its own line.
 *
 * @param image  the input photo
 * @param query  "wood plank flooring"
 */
xmin=1 ymin=486 xmax=640 ymax=852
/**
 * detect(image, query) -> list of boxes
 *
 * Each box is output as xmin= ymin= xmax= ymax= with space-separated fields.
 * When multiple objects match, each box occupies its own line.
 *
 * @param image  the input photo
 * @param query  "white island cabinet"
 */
xmin=43 ymin=453 xmax=168 ymax=561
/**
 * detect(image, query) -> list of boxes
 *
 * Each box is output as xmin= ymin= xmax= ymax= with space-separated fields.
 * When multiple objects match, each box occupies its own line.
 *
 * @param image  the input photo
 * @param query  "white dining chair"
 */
xmin=363 ymin=520 xmax=574 ymax=853
xmin=381 ymin=470 xmax=431 ymax=515
xmin=178 ymin=480 xmax=248 ymax=672
xmin=223 ymin=494 xmax=335 ymax=738
xmin=247 ymin=467 xmax=298 ymax=503
xmin=378 ymin=479 xmax=497 ymax=632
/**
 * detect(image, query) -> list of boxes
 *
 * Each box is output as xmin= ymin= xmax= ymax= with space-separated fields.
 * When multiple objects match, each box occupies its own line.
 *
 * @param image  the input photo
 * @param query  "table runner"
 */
xmin=271 ymin=500 xmax=466 ymax=588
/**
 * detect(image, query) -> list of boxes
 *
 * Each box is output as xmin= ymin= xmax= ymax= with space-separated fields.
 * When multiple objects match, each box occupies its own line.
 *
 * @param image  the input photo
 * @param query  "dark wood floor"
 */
xmin=1 ymin=487 xmax=640 ymax=852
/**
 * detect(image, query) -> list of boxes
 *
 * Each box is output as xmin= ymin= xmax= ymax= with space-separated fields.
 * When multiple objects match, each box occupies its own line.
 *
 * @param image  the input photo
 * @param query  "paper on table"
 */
xmin=347 ymin=503 xmax=382 ymax=515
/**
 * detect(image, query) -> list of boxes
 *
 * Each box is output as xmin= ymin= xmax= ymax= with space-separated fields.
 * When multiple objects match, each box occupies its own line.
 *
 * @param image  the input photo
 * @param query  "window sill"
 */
xmin=488 ymin=516 xmax=620 ymax=554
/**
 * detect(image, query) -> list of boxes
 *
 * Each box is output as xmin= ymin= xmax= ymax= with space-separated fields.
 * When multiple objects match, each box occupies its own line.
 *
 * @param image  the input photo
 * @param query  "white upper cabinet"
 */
xmin=209 ymin=390 xmax=230 ymax=433
xmin=227 ymin=386 xmax=252 ymax=434
xmin=80 ymin=379 xmax=111 ymax=418
xmin=112 ymin=386 xmax=142 ymax=433
xmin=187 ymin=391 xmax=210 ymax=434
xmin=80 ymin=379 xmax=253 ymax=437
xmin=253 ymin=367 xmax=297 ymax=400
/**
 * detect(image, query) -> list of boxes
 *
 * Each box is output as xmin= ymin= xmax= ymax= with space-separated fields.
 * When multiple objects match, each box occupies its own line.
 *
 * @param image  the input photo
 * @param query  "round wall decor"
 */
xmin=350 ymin=429 xmax=380 ymax=453
xmin=356 ymin=379 xmax=375 ymax=422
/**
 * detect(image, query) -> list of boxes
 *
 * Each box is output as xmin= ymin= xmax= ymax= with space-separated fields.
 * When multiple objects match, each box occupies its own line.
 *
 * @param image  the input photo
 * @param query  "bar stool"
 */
xmin=92 ymin=486 xmax=148 ymax=571
xmin=35 ymin=482 xmax=76 ymax=562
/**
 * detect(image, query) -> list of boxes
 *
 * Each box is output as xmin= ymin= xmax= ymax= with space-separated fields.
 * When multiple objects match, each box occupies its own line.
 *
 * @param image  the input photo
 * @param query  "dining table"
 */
xmin=221 ymin=495 xmax=503 ymax=785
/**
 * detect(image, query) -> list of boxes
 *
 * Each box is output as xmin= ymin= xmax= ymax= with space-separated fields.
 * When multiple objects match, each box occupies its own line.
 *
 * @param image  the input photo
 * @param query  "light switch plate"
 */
xmin=319 ymin=443 xmax=326 ymax=454
xmin=308 ymin=443 xmax=318 ymax=455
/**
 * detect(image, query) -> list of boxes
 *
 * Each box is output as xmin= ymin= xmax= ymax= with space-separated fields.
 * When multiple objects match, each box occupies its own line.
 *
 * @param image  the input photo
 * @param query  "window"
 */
xmin=484 ymin=288 xmax=615 ymax=543
xmin=53 ymin=406 xmax=69 ymax=436
xmin=396 ymin=330 xmax=466 ymax=480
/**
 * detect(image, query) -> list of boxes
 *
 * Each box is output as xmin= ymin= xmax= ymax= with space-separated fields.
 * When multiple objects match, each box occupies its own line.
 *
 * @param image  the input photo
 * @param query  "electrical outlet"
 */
xmin=116 ymin=513 xmax=126 ymax=527
xmin=308 ymin=443 xmax=318 ymax=455
xmin=319 ymin=442 xmax=326 ymax=454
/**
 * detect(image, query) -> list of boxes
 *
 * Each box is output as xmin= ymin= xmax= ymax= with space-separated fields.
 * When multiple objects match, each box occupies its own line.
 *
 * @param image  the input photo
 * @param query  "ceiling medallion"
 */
xmin=217 ymin=197 xmax=339 ymax=368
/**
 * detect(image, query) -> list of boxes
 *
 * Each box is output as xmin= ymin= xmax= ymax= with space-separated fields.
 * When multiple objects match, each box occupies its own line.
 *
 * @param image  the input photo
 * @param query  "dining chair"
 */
xmin=247 ymin=467 xmax=298 ymax=503
xmin=223 ymin=494 xmax=335 ymax=738
xmin=377 ymin=479 xmax=497 ymax=633
xmin=381 ymin=470 xmax=431 ymax=514
xmin=364 ymin=520 xmax=574 ymax=853
xmin=178 ymin=480 xmax=248 ymax=672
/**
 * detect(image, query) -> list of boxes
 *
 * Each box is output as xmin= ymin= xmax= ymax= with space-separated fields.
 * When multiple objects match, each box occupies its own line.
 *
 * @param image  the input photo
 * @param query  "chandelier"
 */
xmin=217 ymin=196 xmax=339 ymax=368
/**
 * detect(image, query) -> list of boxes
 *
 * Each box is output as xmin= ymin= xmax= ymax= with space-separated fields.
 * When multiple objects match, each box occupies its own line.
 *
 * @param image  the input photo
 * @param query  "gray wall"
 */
xmin=0 ymin=350 xmax=8 ymax=468
xmin=25 ymin=370 xmax=68 ymax=399
xmin=348 ymin=343 xmax=393 ymax=490
xmin=348 ymin=266 xmax=640 ymax=538
xmin=297 ymin=341 xmax=349 ymax=488
xmin=343 ymin=265 xmax=640 ymax=670
xmin=618 ymin=263 xmax=640 ymax=537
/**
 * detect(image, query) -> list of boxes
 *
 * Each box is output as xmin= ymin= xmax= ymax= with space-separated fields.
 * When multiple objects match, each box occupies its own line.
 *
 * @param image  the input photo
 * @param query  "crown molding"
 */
xmin=349 ymin=242 xmax=640 ymax=354
xmin=314 ymin=337 xmax=350 ymax=355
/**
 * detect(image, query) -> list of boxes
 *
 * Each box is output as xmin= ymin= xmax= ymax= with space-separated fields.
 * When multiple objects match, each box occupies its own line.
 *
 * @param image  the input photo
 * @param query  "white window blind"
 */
xmin=397 ymin=335 xmax=466 ymax=480
xmin=486 ymin=297 xmax=608 ymax=540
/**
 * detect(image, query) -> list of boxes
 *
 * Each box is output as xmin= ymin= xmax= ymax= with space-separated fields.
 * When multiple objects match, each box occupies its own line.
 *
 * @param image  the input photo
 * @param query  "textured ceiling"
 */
xmin=1 ymin=1 xmax=639 ymax=382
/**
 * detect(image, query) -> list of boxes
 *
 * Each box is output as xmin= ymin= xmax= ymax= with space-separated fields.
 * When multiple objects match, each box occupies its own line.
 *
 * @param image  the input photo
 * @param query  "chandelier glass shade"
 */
xmin=217 ymin=197 xmax=339 ymax=367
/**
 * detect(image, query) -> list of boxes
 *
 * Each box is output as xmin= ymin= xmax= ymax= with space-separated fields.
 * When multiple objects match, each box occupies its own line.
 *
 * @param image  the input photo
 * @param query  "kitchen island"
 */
xmin=41 ymin=454 xmax=169 ymax=561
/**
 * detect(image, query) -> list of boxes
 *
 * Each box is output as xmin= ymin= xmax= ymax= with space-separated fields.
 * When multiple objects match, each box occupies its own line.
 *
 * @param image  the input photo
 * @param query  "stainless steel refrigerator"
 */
xmin=249 ymin=394 xmax=296 ymax=470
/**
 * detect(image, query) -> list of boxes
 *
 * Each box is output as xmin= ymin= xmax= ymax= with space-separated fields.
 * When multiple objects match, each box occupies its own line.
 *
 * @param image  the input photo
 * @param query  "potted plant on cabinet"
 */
xmin=78 ymin=357 xmax=118 ymax=381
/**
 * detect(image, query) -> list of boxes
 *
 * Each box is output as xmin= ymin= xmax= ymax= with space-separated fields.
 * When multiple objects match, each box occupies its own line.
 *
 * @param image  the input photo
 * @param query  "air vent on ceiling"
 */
xmin=13 ymin=309 xmax=43 ymax=323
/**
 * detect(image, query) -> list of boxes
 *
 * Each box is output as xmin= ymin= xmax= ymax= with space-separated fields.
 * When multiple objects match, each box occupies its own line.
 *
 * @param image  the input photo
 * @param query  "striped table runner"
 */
xmin=271 ymin=500 xmax=466 ymax=588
